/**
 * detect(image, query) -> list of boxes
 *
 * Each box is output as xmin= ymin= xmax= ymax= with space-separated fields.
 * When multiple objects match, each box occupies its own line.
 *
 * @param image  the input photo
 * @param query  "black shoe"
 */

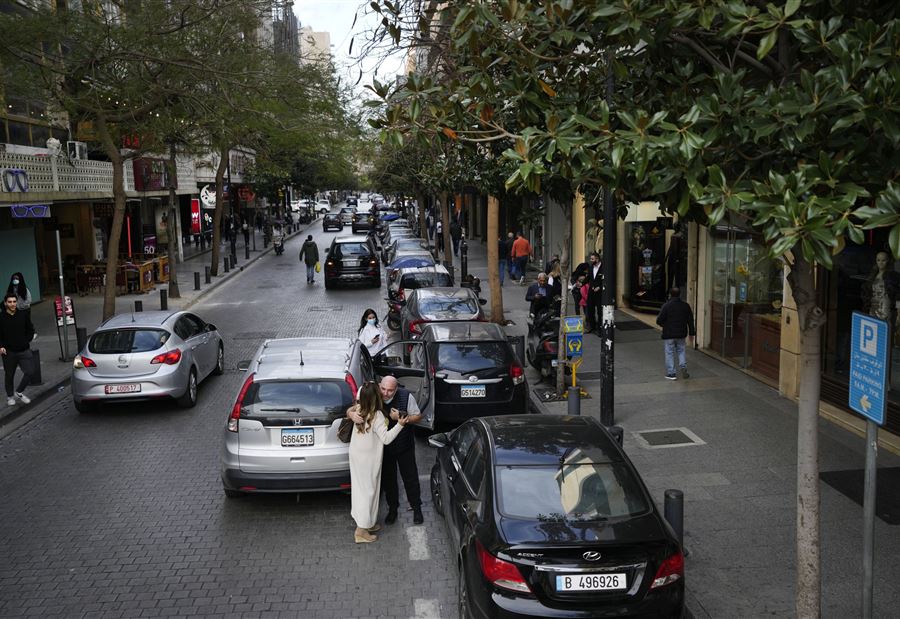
xmin=385 ymin=509 xmax=398 ymax=525
xmin=413 ymin=508 xmax=424 ymax=524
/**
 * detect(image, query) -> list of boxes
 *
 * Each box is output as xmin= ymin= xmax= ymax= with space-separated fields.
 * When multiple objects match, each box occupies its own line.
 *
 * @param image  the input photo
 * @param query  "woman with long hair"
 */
xmin=6 ymin=272 xmax=32 ymax=319
xmin=357 ymin=308 xmax=387 ymax=355
xmin=347 ymin=381 xmax=407 ymax=543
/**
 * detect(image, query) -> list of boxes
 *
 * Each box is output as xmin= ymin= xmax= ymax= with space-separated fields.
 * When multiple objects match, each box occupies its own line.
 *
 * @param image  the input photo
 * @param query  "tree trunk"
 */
xmin=555 ymin=196 xmax=573 ymax=395
xmin=166 ymin=143 xmax=180 ymax=298
xmin=787 ymin=252 xmax=823 ymax=618
xmin=96 ymin=114 xmax=126 ymax=321
xmin=417 ymin=191 xmax=427 ymax=242
xmin=487 ymin=195 xmax=504 ymax=323
xmin=440 ymin=190 xmax=452 ymax=269
xmin=210 ymin=147 xmax=229 ymax=276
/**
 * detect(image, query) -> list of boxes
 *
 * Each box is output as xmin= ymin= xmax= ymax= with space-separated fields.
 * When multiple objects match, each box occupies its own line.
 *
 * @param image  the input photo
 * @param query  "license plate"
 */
xmin=104 ymin=384 xmax=141 ymax=394
xmin=281 ymin=428 xmax=314 ymax=447
xmin=555 ymin=573 xmax=626 ymax=592
xmin=460 ymin=385 xmax=486 ymax=398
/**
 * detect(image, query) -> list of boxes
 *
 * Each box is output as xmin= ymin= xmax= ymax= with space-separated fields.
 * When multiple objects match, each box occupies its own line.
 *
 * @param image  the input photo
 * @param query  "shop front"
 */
xmin=621 ymin=202 xmax=687 ymax=313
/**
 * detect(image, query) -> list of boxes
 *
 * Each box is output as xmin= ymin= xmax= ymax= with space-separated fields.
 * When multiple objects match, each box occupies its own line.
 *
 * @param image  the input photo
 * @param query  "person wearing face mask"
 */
xmin=6 ymin=272 xmax=32 ymax=320
xmin=358 ymin=308 xmax=387 ymax=354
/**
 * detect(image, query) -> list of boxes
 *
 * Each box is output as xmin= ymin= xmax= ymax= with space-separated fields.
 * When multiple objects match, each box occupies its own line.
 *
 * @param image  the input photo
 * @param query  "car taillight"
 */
xmin=510 ymin=363 xmax=525 ymax=385
xmin=345 ymin=373 xmax=359 ymax=399
xmin=409 ymin=319 xmax=425 ymax=335
xmin=150 ymin=349 xmax=182 ymax=365
xmin=476 ymin=539 xmax=531 ymax=593
xmin=398 ymin=289 xmax=405 ymax=301
xmin=369 ymin=259 xmax=377 ymax=266
xmin=73 ymin=355 xmax=96 ymax=369
xmin=228 ymin=373 xmax=255 ymax=432
xmin=541 ymin=340 xmax=558 ymax=354
xmin=650 ymin=550 xmax=684 ymax=589
xmin=326 ymin=260 xmax=335 ymax=267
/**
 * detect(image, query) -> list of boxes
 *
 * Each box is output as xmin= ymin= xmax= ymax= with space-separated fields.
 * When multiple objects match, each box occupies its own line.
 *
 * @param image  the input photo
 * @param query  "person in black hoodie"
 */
xmin=0 ymin=293 xmax=36 ymax=406
xmin=655 ymin=287 xmax=696 ymax=380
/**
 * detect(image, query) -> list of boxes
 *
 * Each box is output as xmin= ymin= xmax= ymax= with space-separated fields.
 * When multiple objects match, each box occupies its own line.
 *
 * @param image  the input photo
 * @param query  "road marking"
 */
xmin=412 ymin=598 xmax=441 ymax=618
xmin=406 ymin=526 xmax=430 ymax=560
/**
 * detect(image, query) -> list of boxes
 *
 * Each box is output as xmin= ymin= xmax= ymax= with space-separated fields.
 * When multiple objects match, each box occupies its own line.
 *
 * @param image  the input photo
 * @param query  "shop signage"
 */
xmin=2 ymin=168 xmax=29 ymax=193
xmin=238 ymin=186 xmax=256 ymax=202
xmin=9 ymin=204 xmax=50 ymax=218
xmin=54 ymin=295 xmax=75 ymax=327
xmin=190 ymin=198 xmax=201 ymax=234
xmin=143 ymin=234 xmax=157 ymax=255
xmin=200 ymin=184 xmax=217 ymax=208
xmin=133 ymin=158 xmax=174 ymax=191
xmin=849 ymin=311 xmax=889 ymax=425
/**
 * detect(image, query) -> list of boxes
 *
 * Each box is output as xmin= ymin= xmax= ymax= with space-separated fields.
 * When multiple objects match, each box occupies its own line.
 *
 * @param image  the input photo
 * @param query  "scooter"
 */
xmin=384 ymin=291 xmax=405 ymax=331
xmin=526 ymin=296 xmax=563 ymax=379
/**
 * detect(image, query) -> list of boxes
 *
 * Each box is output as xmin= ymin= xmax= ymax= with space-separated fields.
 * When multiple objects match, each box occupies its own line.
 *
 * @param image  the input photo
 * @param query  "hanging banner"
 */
xmin=190 ymin=198 xmax=201 ymax=234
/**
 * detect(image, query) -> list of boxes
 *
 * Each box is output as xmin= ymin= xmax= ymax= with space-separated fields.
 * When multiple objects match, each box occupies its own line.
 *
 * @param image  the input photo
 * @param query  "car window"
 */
xmin=429 ymin=342 xmax=512 ymax=373
xmin=496 ymin=463 xmax=649 ymax=522
xmin=243 ymin=380 xmax=352 ymax=421
xmin=461 ymin=438 xmax=486 ymax=495
xmin=184 ymin=314 xmax=206 ymax=336
xmin=400 ymin=273 xmax=452 ymax=290
xmin=331 ymin=243 xmax=370 ymax=259
xmin=174 ymin=316 xmax=201 ymax=340
xmin=450 ymin=422 xmax=479 ymax=464
xmin=418 ymin=295 xmax=479 ymax=314
xmin=89 ymin=329 xmax=169 ymax=354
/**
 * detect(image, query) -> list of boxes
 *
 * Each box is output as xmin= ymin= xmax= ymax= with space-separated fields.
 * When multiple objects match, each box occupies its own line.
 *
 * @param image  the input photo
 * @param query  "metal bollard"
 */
xmin=231 ymin=252 xmax=237 ymax=266
xmin=160 ymin=289 xmax=168 ymax=311
xmin=664 ymin=489 xmax=686 ymax=552
xmin=608 ymin=425 xmax=624 ymax=447
xmin=224 ymin=257 xmax=230 ymax=273
xmin=31 ymin=348 xmax=43 ymax=385
xmin=76 ymin=327 xmax=87 ymax=353
xmin=204 ymin=266 xmax=211 ymax=284
xmin=194 ymin=272 xmax=201 ymax=290
xmin=567 ymin=386 xmax=580 ymax=416
xmin=134 ymin=300 xmax=143 ymax=312
xmin=245 ymin=245 xmax=250 ymax=260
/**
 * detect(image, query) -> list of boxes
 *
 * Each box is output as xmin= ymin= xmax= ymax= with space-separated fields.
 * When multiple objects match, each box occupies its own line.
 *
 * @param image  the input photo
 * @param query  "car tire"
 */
xmin=177 ymin=368 xmax=198 ymax=408
xmin=213 ymin=344 xmax=225 ymax=376
xmin=223 ymin=487 xmax=243 ymax=498
xmin=457 ymin=565 xmax=471 ymax=619
xmin=74 ymin=399 xmax=95 ymax=414
xmin=430 ymin=463 xmax=444 ymax=517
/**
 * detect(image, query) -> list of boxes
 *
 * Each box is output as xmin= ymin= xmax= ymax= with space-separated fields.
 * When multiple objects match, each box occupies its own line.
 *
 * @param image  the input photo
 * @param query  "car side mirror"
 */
xmin=206 ymin=323 xmax=217 ymax=332
xmin=428 ymin=433 xmax=449 ymax=449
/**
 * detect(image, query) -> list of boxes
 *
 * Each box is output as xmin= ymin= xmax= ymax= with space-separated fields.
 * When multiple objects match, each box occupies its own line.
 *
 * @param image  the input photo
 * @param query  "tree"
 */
xmin=368 ymin=1 xmax=900 ymax=614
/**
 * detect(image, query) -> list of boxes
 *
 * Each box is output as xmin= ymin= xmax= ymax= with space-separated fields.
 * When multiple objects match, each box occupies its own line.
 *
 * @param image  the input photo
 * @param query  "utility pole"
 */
xmin=600 ymin=50 xmax=616 ymax=427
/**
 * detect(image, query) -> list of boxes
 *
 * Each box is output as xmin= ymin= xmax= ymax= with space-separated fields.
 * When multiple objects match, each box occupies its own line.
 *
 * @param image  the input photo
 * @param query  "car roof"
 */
xmin=398 ymin=264 xmax=450 ymax=277
xmin=99 ymin=311 xmax=181 ymax=329
xmin=481 ymin=415 xmax=624 ymax=466
xmin=333 ymin=235 xmax=371 ymax=243
xmin=412 ymin=287 xmax=476 ymax=300
xmin=422 ymin=320 xmax=504 ymax=341
xmin=252 ymin=338 xmax=353 ymax=381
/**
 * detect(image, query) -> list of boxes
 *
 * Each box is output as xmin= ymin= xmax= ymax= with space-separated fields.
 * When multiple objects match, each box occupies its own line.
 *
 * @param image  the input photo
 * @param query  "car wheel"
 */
xmin=177 ymin=368 xmax=198 ymax=408
xmin=74 ymin=399 xmax=95 ymax=414
xmin=430 ymin=463 xmax=444 ymax=517
xmin=457 ymin=565 xmax=471 ymax=619
xmin=213 ymin=344 xmax=225 ymax=376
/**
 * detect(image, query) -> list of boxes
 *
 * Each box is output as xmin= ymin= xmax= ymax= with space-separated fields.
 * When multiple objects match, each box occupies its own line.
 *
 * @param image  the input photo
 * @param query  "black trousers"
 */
xmin=585 ymin=294 xmax=601 ymax=331
xmin=382 ymin=443 xmax=421 ymax=510
xmin=3 ymin=348 xmax=35 ymax=396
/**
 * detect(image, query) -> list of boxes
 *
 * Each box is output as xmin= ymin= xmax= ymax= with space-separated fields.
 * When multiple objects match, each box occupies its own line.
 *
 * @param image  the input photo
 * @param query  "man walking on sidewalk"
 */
xmin=0 ymin=293 xmax=36 ymax=406
xmin=300 ymin=235 xmax=319 ymax=284
xmin=656 ymin=287 xmax=695 ymax=380
xmin=510 ymin=231 xmax=532 ymax=285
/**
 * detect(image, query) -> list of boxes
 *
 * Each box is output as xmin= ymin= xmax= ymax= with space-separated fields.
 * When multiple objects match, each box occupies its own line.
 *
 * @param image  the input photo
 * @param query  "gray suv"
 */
xmin=221 ymin=337 xmax=377 ymax=498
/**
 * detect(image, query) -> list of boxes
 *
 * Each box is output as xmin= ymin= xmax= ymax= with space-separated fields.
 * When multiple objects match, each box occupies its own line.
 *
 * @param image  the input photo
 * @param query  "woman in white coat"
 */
xmin=357 ymin=308 xmax=387 ymax=355
xmin=347 ymin=382 xmax=408 ymax=543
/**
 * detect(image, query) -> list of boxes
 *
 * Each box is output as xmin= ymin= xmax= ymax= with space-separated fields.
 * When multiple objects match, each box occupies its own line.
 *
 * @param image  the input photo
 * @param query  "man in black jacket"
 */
xmin=655 ymin=287 xmax=695 ymax=380
xmin=0 ymin=293 xmax=36 ymax=406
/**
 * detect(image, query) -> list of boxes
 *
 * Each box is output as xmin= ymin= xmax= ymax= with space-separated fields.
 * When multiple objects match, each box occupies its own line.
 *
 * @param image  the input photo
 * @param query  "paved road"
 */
xmin=0 ymin=220 xmax=458 ymax=618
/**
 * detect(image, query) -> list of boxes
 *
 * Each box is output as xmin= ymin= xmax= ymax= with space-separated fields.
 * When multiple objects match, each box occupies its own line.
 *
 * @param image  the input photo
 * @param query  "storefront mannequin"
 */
xmin=862 ymin=250 xmax=900 ymax=332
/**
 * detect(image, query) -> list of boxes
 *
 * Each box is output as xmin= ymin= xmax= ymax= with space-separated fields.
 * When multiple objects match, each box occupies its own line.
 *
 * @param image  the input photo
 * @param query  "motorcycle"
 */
xmin=526 ymin=295 xmax=564 ymax=379
xmin=384 ymin=290 xmax=405 ymax=331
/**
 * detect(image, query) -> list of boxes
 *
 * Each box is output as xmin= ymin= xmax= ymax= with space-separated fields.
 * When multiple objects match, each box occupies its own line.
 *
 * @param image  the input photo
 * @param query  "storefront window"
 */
xmin=707 ymin=215 xmax=784 ymax=380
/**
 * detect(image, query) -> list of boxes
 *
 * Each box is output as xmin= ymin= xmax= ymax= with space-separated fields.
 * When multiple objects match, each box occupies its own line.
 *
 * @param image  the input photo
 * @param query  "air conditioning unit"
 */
xmin=67 ymin=141 xmax=88 ymax=160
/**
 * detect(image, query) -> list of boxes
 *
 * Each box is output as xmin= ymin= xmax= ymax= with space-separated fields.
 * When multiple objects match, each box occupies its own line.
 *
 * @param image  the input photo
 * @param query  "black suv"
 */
xmin=351 ymin=210 xmax=377 ymax=234
xmin=323 ymin=236 xmax=381 ymax=289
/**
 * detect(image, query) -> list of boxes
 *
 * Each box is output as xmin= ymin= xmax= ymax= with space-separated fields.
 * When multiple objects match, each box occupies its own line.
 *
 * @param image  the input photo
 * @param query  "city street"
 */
xmin=0 ymin=221 xmax=458 ymax=618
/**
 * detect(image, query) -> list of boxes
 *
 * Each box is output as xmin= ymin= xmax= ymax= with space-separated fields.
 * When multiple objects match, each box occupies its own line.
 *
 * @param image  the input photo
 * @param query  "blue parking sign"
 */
xmin=849 ymin=312 xmax=889 ymax=425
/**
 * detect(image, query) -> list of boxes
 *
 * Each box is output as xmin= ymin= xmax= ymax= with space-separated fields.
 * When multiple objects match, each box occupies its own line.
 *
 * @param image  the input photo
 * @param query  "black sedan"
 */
xmin=428 ymin=415 xmax=685 ymax=619
xmin=323 ymin=213 xmax=343 ymax=231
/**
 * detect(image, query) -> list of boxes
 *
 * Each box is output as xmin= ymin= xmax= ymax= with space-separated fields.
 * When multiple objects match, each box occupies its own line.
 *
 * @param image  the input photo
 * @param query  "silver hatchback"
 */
xmin=71 ymin=311 xmax=225 ymax=412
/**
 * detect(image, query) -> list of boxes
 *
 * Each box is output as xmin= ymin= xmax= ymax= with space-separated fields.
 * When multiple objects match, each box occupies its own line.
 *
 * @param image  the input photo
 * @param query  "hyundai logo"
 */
xmin=468 ymin=375 xmax=479 ymax=383
xmin=583 ymin=551 xmax=602 ymax=562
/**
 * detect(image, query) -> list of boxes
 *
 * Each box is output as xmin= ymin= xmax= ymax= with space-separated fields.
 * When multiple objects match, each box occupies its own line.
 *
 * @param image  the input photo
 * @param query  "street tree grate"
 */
xmin=309 ymin=305 xmax=344 ymax=312
xmin=633 ymin=427 xmax=706 ymax=449
xmin=232 ymin=331 xmax=279 ymax=340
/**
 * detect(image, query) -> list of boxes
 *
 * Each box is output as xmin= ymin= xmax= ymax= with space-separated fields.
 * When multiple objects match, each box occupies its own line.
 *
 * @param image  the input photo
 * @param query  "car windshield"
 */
xmin=430 ymin=342 xmax=511 ymax=372
xmin=418 ymin=296 xmax=478 ymax=314
xmin=332 ymin=243 xmax=370 ymax=258
xmin=496 ymin=463 xmax=649 ymax=522
xmin=401 ymin=273 xmax=452 ymax=289
xmin=245 ymin=380 xmax=350 ymax=421
xmin=89 ymin=329 xmax=169 ymax=354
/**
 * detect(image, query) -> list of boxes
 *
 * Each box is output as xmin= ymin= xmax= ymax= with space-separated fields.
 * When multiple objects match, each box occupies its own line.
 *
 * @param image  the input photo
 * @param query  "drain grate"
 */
xmin=309 ymin=305 xmax=344 ymax=312
xmin=633 ymin=427 xmax=706 ymax=449
xmin=232 ymin=331 xmax=279 ymax=340
xmin=256 ymin=283 xmax=280 ymax=289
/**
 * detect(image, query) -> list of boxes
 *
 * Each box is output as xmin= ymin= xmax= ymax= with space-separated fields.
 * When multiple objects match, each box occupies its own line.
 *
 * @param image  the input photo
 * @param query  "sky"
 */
xmin=291 ymin=0 xmax=405 ymax=96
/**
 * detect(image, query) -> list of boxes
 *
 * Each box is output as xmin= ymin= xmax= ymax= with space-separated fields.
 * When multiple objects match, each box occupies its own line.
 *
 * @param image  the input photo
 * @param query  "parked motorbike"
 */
xmin=526 ymin=296 xmax=563 ymax=378
xmin=384 ymin=291 xmax=405 ymax=331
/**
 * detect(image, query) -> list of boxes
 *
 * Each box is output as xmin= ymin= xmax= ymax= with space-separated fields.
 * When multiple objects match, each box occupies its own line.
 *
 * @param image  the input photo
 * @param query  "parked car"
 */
xmin=323 ymin=213 xmax=343 ymax=231
xmin=339 ymin=206 xmax=356 ymax=226
xmin=72 ymin=311 xmax=224 ymax=412
xmin=382 ymin=237 xmax=429 ymax=265
xmin=221 ymin=337 xmax=376 ymax=497
xmin=389 ymin=264 xmax=453 ymax=301
xmin=385 ymin=251 xmax=436 ymax=282
xmin=351 ymin=210 xmax=377 ymax=234
xmin=323 ymin=235 xmax=381 ymax=289
xmin=370 ymin=320 xmax=526 ymax=428
xmin=427 ymin=415 xmax=685 ymax=618
xmin=400 ymin=287 xmax=485 ymax=340
xmin=316 ymin=199 xmax=331 ymax=214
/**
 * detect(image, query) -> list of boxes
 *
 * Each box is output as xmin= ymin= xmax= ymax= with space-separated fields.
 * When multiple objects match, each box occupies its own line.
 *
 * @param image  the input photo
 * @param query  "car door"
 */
xmin=185 ymin=313 xmax=216 ymax=377
xmin=443 ymin=423 xmax=481 ymax=549
xmin=371 ymin=340 xmax=433 ymax=430
xmin=177 ymin=315 xmax=208 ymax=376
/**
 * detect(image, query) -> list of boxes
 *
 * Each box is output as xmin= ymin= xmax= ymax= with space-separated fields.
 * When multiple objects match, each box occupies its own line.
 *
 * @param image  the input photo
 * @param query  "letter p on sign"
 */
xmin=860 ymin=318 xmax=878 ymax=356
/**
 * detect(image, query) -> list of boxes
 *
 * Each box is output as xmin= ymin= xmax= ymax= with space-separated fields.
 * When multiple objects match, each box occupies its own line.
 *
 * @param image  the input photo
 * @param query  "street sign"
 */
xmin=849 ymin=312 xmax=889 ymax=425
xmin=563 ymin=316 xmax=584 ymax=334
xmin=566 ymin=333 xmax=583 ymax=358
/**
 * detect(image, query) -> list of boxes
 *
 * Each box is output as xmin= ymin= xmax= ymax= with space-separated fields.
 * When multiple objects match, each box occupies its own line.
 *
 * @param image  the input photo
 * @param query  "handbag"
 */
xmin=337 ymin=417 xmax=354 ymax=443
xmin=315 ymin=261 xmax=321 ymax=273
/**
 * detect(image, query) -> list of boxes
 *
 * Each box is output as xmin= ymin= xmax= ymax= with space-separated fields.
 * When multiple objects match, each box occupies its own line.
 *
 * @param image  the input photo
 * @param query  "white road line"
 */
xmin=412 ymin=598 xmax=441 ymax=619
xmin=406 ymin=526 xmax=430 ymax=560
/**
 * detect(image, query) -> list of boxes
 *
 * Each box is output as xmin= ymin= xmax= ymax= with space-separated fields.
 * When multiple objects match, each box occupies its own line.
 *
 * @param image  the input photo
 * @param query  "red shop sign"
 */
xmin=190 ymin=198 xmax=201 ymax=234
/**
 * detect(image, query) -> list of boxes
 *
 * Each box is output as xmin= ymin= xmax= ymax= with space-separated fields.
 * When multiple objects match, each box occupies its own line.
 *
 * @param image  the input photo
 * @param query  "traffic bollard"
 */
xmin=76 ymin=327 xmax=87 ymax=353
xmin=460 ymin=238 xmax=468 ymax=281
xmin=194 ymin=272 xmax=201 ymax=290
xmin=160 ymin=289 xmax=167 ymax=311
xmin=567 ymin=386 xmax=580 ymax=416
xmin=224 ymin=257 xmax=230 ymax=273
xmin=231 ymin=252 xmax=237 ymax=266
xmin=134 ymin=300 xmax=143 ymax=312
xmin=31 ymin=348 xmax=43 ymax=385
xmin=204 ymin=266 xmax=211 ymax=284
xmin=608 ymin=425 xmax=624 ymax=447
xmin=664 ymin=489 xmax=686 ymax=553
xmin=245 ymin=245 xmax=250 ymax=260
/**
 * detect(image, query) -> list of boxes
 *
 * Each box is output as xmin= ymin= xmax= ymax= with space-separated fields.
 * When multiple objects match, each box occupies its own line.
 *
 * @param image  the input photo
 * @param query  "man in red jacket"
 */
xmin=510 ymin=231 xmax=532 ymax=285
